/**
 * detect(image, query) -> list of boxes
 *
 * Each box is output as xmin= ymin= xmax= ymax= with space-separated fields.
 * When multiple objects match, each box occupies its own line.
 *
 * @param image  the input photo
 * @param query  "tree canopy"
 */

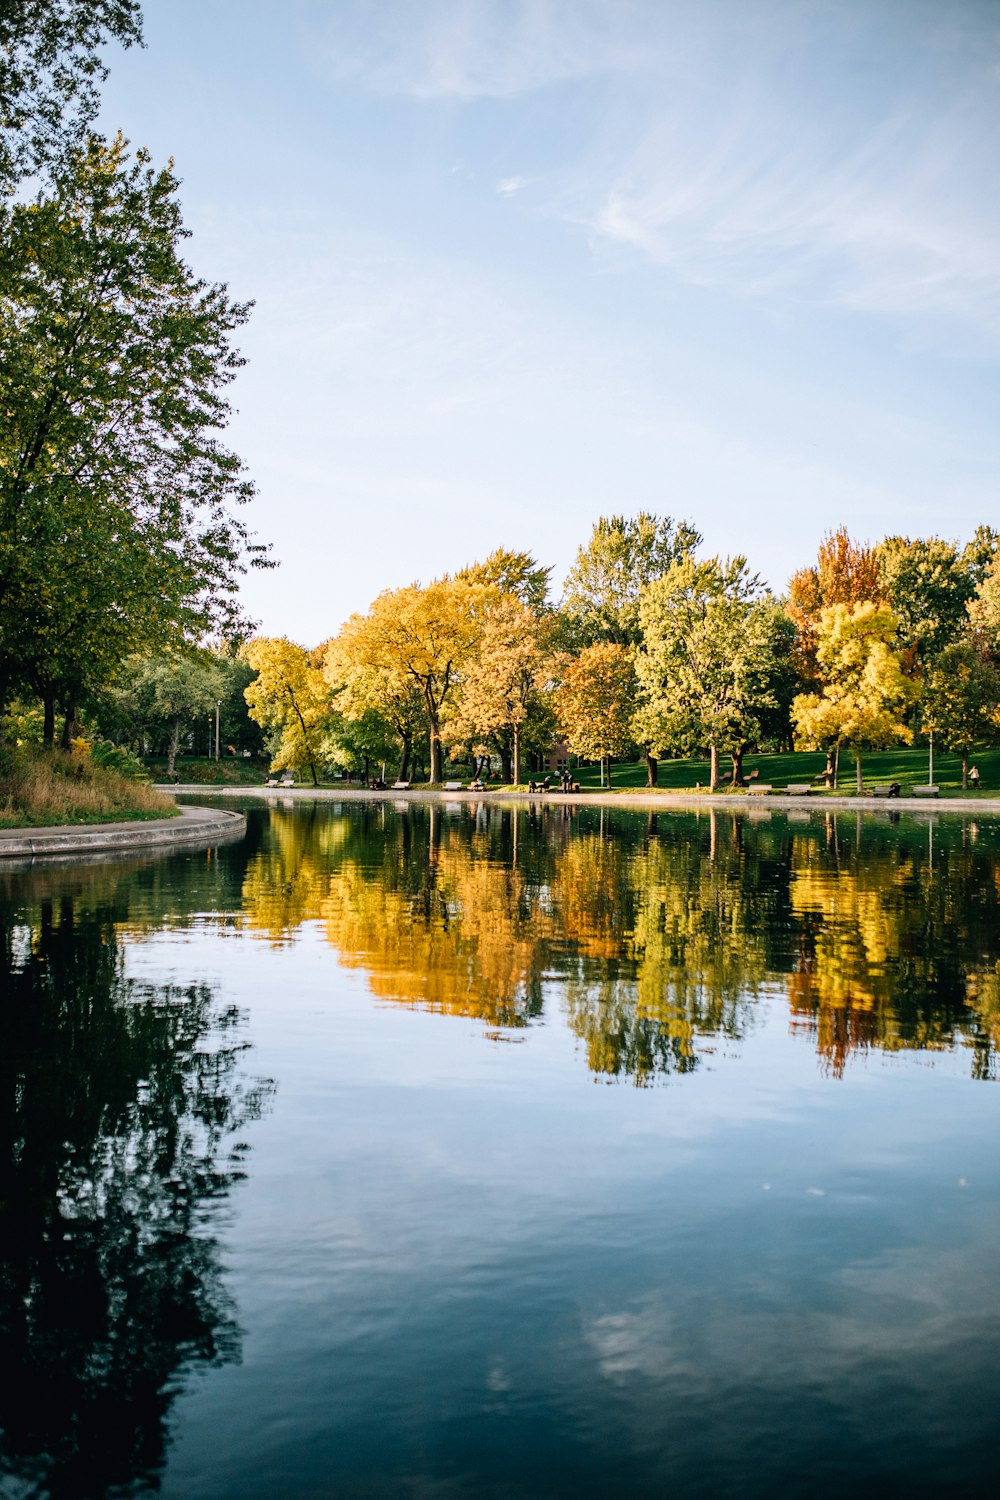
xmin=0 ymin=0 xmax=143 ymax=188
xmin=0 ymin=133 xmax=268 ymax=730
xmin=792 ymin=602 xmax=918 ymax=791
xmin=561 ymin=512 xmax=701 ymax=647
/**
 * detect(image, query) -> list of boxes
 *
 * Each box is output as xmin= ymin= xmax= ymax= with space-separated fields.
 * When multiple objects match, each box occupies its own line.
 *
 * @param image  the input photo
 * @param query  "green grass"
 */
xmin=563 ymin=746 xmax=1000 ymax=798
xmin=0 ymin=746 xmax=177 ymax=828
xmin=147 ymin=755 xmax=274 ymax=786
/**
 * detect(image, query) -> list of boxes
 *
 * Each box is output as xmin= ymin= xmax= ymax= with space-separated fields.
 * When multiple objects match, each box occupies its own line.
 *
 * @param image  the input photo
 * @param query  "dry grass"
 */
xmin=0 ymin=746 xmax=176 ymax=828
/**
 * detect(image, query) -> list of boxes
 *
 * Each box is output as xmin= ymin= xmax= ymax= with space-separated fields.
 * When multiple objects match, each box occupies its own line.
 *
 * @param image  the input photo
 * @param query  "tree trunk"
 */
xmin=833 ymin=741 xmax=840 ymax=790
xmin=60 ymin=704 xmax=77 ymax=750
xmin=709 ymin=742 xmax=719 ymax=792
xmin=42 ymin=689 xmax=55 ymax=747
xmin=513 ymin=724 xmax=521 ymax=786
xmin=429 ymin=720 xmax=442 ymax=783
xmin=855 ymin=751 xmax=863 ymax=794
xmin=166 ymin=716 xmax=181 ymax=776
xmin=607 ymin=757 xmax=613 ymax=787
xmin=962 ymin=753 xmax=968 ymax=789
xmin=398 ymin=734 xmax=411 ymax=781
xmin=644 ymin=747 xmax=658 ymax=787
xmin=729 ymin=743 xmax=747 ymax=786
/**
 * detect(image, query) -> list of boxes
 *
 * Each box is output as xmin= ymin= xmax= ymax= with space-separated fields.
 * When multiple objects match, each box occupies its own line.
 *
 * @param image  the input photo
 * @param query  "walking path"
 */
xmin=0 ymin=804 xmax=246 ymax=861
xmin=160 ymin=785 xmax=1000 ymax=816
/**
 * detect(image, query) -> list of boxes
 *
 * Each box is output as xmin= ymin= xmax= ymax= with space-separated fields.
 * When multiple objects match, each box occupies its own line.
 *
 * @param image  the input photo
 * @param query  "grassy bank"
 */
xmin=567 ymin=745 xmax=1000 ymax=797
xmin=0 ymin=746 xmax=176 ymax=828
xmin=146 ymin=755 xmax=268 ymax=786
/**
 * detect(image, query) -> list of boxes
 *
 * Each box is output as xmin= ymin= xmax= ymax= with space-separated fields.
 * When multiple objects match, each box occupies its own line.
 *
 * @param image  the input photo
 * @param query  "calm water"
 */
xmin=2 ymin=798 xmax=1000 ymax=1499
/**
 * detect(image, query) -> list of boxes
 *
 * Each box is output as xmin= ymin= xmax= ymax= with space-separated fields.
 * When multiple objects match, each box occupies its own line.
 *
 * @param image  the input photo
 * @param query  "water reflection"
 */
xmin=0 ymin=872 xmax=271 ymax=1498
xmin=236 ymin=801 xmax=1000 ymax=1084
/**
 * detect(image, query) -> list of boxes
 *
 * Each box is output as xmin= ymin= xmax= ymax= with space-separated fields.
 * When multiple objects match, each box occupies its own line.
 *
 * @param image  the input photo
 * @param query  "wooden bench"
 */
xmin=870 ymin=783 xmax=900 ymax=798
xmin=785 ymin=784 xmax=813 ymax=796
xmin=911 ymin=785 xmax=940 ymax=798
xmin=391 ymin=781 xmax=411 ymax=791
xmin=747 ymin=783 xmax=772 ymax=796
xmin=443 ymin=781 xmax=463 ymax=791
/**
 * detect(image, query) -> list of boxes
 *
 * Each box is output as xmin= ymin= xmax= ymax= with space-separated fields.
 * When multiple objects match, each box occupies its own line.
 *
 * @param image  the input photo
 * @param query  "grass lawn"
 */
xmin=565 ymin=746 xmax=1000 ymax=798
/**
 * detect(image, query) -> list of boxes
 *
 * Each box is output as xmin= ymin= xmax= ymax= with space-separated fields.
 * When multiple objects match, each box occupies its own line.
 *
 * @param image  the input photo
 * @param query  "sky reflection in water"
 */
xmin=2 ymin=799 xmax=999 ymax=1499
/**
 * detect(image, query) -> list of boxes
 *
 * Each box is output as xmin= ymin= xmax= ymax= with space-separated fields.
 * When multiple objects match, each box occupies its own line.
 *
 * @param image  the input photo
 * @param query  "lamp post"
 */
xmin=215 ymin=700 xmax=221 ymax=761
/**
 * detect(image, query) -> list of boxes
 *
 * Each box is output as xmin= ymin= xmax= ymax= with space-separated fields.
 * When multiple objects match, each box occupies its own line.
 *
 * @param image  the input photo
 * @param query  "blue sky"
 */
xmin=98 ymin=0 xmax=1000 ymax=644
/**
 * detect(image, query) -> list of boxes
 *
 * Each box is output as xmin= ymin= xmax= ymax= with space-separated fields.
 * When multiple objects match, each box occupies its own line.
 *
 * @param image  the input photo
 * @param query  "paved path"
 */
xmin=161 ymin=785 xmax=1000 ymax=816
xmin=0 ymin=804 xmax=246 ymax=861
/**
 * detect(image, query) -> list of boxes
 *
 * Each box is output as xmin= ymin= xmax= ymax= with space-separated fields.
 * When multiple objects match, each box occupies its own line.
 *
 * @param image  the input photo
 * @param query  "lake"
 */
xmin=2 ymin=797 xmax=999 ymax=1499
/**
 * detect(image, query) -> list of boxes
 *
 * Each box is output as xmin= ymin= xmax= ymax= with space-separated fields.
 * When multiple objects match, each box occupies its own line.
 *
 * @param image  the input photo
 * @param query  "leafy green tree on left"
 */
xmin=0 ymin=132 xmax=269 ymax=738
xmin=0 ymin=0 xmax=143 ymax=190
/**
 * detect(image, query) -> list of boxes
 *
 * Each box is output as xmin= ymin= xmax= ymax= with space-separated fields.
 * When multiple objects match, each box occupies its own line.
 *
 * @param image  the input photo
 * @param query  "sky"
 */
xmin=97 ymin=0 xmax=1000 ymax=645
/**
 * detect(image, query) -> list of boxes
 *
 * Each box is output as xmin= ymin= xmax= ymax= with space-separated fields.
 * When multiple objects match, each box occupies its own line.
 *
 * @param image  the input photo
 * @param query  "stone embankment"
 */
xmin=0 ymin=804 xmax=246 ymax=862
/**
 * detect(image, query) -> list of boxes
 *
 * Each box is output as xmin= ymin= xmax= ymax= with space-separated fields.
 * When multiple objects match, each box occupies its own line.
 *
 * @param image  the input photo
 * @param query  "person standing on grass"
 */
xmin=969 ymin=765 xmax=981 ymax=790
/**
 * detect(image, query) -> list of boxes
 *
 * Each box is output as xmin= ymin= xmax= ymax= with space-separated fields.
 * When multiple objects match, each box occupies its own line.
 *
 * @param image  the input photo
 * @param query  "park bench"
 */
xmin=747 ymin=783 xmax=772 ymax=796
xmin=265 ymin=773 xmax=294 ymax=788
xmin=443 ymin=781 xmax=463 ymax=791
xmin=912 ymin=785 xmax=940 ymax=797
xmin=785 ymin=784 xmax=813 ymax=796
xmin=870 ymin=783 xmax=900 ymax=798
xmin=391 ymin=780 xmax=411 ymax=790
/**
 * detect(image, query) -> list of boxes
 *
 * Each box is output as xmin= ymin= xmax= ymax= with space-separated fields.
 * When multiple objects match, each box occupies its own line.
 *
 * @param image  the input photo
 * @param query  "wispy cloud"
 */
xmin=579 ymin=89 xmax=1000 ymax=333
xmin=316 ymin=0 xmax=1000 ymax=337
xmin=314 ymin=0 xmax=649 ymax=100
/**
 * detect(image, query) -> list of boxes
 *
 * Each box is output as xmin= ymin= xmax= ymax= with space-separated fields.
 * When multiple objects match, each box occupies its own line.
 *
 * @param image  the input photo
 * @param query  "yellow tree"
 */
xmin=244 ymin=637 xmax=332 ymax=785
xmin=788 ymin=528 xmax=885 ymax=682
xmin=792 ymin=602 xmax=918 ymax=792
xmin=553 ymin=642 xmax=635 ymax=784
xmin=327 ymin=580 xmax=492 ymax=783
xmin=322 ymin=621 xmax=426 ymax=781
xmin=454 ymin=596 xmax=554 ymax=784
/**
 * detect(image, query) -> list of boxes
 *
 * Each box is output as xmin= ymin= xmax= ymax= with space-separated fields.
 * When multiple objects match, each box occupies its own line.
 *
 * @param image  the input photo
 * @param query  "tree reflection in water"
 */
xmin=240 ymin=801 xmax=1000 ymax=1086
xmin=0 ymin=881 xmax=271 ymax=1499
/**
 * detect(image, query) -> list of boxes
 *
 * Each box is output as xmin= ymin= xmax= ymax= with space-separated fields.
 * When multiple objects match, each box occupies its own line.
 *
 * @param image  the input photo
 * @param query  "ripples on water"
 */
xmin=2 ymin=799 xmax=999 ymax=1498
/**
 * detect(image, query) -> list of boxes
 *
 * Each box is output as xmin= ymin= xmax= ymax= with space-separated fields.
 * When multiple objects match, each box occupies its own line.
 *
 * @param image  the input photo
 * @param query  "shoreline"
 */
xmin=0 ymin=804 xmax=247 ymax=862
xmin=161 ymin=785 xmax=1000 ymax=817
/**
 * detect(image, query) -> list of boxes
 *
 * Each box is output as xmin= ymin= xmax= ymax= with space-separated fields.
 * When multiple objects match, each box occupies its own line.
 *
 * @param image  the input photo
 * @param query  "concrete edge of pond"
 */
xmin=159 ymin=785 xmax=1000 ymax=817
xmin=0 ymin=804 xmax=247 ymax=862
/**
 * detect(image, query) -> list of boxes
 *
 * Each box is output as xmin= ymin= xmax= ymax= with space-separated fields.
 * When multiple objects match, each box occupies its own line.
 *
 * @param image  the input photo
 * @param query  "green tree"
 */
xmin=131 ymin=651 xmax=225 ymax=776
xmin=561 ymin=512 xmax=701 ymax=648
xmin=792 ymin=602 xmax=918 ymax=792
xmin=0 ymin=0 xmax=143 ymax=189
xmin=924 ymin=639 xmax=1000 ymax=787
xmin=554 ymin=642 xmax=635 ymax=784
xmin=876 ymin=534 xmax=982 ymax=662
xmin=635 ymin=556 xmax=786 ymax=789
xmin=457 ymin=547 xmax=552 ymax=615
xmin=0 ymin=133 xmax=268 ymax=732
xmin=244 ymin=638 xmax=332 ymax=786
xmin=968 ymin=550 xmax=1000 ymax=649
